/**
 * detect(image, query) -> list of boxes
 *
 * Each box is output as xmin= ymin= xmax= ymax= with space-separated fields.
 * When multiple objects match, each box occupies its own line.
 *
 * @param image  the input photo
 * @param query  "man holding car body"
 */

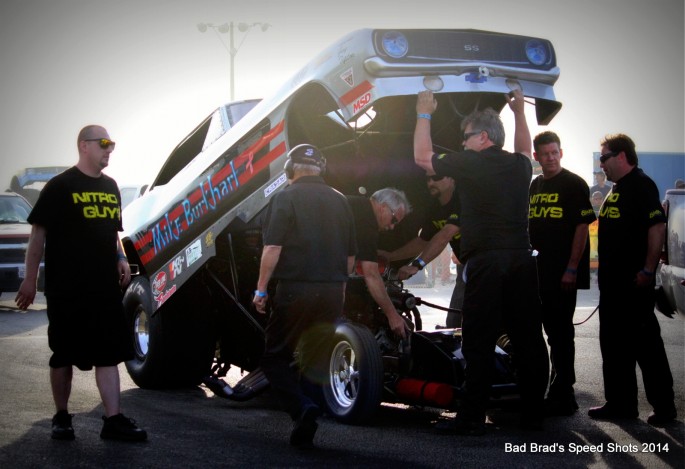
xmin=413 ymin=89 xmax=549 ymax=435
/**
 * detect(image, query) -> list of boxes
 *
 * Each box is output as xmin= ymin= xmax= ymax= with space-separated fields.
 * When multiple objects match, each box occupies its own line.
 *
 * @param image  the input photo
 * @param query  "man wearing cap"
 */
xmin=529 ymin=131 xmax=596 ymax=416
xmin=253 ymin=144 xmax=357 ymax=447
xmin=589 ymin=134 xmax=676 ymax=426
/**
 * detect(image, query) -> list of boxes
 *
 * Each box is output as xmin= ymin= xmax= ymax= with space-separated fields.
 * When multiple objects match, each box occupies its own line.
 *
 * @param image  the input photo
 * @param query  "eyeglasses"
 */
xmin=426 ymin=175 xmax=444 ymax=182
xmin=387 ymin=205 xmax=399 ymax=225
xmin=599 ymin=151 xmax=618 ymax=164
xmin=463 ymin=130 xmax=482 ymax=141
xmin=83 ymin=138 xmax=116 ymax=149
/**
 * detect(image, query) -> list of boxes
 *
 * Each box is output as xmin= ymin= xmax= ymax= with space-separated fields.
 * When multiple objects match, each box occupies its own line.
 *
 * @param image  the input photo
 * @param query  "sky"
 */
xmin=1 ymin=0 xmax=683 ymax=190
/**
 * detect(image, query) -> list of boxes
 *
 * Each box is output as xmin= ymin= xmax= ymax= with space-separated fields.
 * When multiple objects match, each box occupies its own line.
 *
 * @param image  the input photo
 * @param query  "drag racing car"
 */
xmin=120 ymin=28 xmax=562 ymax=423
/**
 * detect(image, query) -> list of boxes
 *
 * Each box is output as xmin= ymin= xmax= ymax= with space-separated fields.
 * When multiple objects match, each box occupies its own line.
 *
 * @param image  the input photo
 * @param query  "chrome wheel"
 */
xmin=133 ymin=306 xmax=150 ymax=358
xmin=329 ymin=340 xmax=360 ymax=409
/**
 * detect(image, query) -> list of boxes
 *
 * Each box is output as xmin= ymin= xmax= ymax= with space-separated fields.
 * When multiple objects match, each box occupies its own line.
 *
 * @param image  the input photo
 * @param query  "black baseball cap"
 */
xmin=288 ymin=144 xmax=325 ymax=168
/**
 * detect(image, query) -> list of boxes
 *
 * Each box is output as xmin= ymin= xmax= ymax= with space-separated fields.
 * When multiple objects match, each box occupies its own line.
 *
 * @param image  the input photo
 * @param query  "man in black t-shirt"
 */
xmin=588 ymin=134 xmax=676 ymax=426
xmin=529 ymin=131 xmax=596 ymax=416
xmin=253 ymin=144 xmax=357 ymax=447
xmin=15 ymin=125 xmax=146 ymax=442
xmin=391 ymin=174 xmax=464 ymax=327
xmin=413 ymin=89 xmax=549 ymax=435
xmin=346 ymin=188 xmax=411 ymax=339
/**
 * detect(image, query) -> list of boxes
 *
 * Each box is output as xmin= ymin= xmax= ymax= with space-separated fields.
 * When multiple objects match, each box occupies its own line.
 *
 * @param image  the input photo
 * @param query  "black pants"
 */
xmin=460 ymin=249 xmax=549 ymax=422
xmin=261 ymin=281 xmax=344 ymax=420
xmin=598 ymin=285 xmax=675 ymax=413
xmin=539 ymin=271 xmax=578 ymax=401
xmin=446 ymin=263 xmax=465 ymax=328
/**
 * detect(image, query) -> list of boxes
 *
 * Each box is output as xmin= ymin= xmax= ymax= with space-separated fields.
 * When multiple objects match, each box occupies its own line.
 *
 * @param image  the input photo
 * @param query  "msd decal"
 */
xmin=353 ymin=92 xmax=372 ymax=113
xmin=340 ymin=80 xmax=373 ymax=107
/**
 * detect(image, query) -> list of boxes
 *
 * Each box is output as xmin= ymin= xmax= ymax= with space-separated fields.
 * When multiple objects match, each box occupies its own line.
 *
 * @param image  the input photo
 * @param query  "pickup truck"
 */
xmin=659 ymin=189 xmax=685 ymax=316
xmin=120 ymin=28 xmax=562 ymax=423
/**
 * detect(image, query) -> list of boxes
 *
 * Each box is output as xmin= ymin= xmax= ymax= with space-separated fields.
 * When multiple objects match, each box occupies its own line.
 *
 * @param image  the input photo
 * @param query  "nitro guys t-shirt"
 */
xmin=29 ymin=167 xmax=123 ymax=299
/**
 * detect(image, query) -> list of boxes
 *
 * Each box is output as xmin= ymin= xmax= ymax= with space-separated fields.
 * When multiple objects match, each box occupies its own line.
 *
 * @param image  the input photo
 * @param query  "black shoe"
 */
xmin=544 ymin=397 xmax=579 ymax=416
xmin=100 ymin=414 xmax=147 ymax=442
xmin=290 ymin=405 xmax=320 ymax=448
xmin=647 ymin=409 xmax=677 ymax=427
xmin=588 ymin=403 xmax=638 ymax=421
xmin=434 ymin=417 xmax=486 ymax=436
xmin=51 ymin=410 xmax=75 ymax=440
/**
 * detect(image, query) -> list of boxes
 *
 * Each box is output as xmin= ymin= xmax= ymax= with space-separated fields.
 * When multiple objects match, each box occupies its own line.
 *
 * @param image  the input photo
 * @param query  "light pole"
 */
xmin=197 ymin=22 xmax=270 ymax=101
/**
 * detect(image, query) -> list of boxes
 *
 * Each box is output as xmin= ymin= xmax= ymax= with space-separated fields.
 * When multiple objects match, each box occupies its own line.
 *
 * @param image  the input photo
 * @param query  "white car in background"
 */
xmin=0 ymin=192 xmax=44 ymax=294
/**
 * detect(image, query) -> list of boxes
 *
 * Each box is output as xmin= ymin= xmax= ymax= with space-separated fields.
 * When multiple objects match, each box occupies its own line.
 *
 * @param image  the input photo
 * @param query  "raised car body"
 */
xmin=119 ymin=28 xmax=561 ymax=421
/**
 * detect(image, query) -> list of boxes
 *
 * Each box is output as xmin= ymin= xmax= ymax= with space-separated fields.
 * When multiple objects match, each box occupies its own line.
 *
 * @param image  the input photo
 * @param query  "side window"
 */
xmin=203 ymin=100 xmax=262 ymax=152
xmin=202 ymin=107 xmax=229 ymax=152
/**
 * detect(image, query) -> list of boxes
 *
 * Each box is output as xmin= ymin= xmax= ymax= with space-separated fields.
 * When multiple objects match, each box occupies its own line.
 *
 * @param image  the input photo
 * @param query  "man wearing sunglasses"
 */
xmin=15 ymin=125 xmax=147 ymax=442
xmin=412 ymin=89 xmax=549 ymax=435
xmin=384 ymin=174 xmax=465 ymax=328
xmin=346 ymin=188 xmax=412 ymax=340
xmin=589 ymin=134 xmax=676 ymax=426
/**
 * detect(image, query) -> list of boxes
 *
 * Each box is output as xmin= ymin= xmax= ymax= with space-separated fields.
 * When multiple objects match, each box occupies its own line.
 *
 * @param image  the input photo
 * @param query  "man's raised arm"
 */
xmin=414 ymin=90 xmax=438 ymax=173
xmin=505 ymin=89 xmax=532 ymax=158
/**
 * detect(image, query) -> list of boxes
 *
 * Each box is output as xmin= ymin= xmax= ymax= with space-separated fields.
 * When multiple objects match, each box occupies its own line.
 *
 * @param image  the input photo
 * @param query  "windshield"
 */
xmin=0 ymin=195 xmax=32 ymax=223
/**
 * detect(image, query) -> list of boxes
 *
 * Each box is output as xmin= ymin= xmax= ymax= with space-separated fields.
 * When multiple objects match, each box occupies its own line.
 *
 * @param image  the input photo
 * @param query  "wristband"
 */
xmin=417 ymin=113 xmax=432 ymax=121
xmin=411 ymin=257 xmax=426 ymax=270
xmin=254 ymin=290 xmax=267 ymax=298
xmin=640 ymin=269 xmax=654 ymax=276
xmin=565 ymin=268 xmax=577 ymax=275
xmin=117 ymin=253 xmax=128 ymax=261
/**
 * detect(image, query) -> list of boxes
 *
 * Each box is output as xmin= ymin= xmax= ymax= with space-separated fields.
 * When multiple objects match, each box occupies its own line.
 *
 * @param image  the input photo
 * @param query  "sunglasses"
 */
xmin=599 ymin=151 xmax=618 ymax=164
xmin=84 ymin=138 xmax=116 ymax=149
xmin=426 ymin=175 xmax=444 ymax=182
xmin=463 ymin=130 xmax=482 ymax=141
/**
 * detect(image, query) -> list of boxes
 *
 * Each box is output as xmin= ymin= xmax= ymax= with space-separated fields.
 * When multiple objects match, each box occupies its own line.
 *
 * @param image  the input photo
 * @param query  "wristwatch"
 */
xmin=410 ymin=258 xmax=426 ymax=270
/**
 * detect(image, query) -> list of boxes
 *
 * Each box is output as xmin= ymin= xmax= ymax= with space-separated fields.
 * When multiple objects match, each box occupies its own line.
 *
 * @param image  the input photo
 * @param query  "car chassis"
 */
xmin=201 ymin=263 xmax=519 ymax=424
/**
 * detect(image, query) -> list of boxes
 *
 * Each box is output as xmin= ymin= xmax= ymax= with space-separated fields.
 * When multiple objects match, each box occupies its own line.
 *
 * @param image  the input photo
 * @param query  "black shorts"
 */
xmin=47 ymin=296 xmax=133 ymax=370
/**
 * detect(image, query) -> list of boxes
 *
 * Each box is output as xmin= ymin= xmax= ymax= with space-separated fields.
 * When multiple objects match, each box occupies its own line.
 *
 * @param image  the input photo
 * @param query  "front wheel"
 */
xmin=123 ymin=276 xmax=215 ymax=388
xmin=323 ymin=322 xmax=383 ymax=424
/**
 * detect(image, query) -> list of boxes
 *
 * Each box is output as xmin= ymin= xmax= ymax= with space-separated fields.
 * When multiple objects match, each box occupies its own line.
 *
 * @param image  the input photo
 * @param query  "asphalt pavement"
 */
xmin=0 ymin=281 xmax=683 ymax=469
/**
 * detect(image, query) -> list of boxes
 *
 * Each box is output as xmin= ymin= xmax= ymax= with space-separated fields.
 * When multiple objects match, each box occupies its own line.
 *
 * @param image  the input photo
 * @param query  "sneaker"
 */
xmin=100 ymin=414 xmax=147 ymax=442
xmin=434 ymin=417 xmax=486 ymax=436
xmin=51 ymin=410 xmax=75 ymax=440
xmin=290 ymin=405 xmax=320 ymax=448
xmin=647 ymin=410 xmax=677 ymax=427
xmin=588 ymin=403 xmax=638 ymax=421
